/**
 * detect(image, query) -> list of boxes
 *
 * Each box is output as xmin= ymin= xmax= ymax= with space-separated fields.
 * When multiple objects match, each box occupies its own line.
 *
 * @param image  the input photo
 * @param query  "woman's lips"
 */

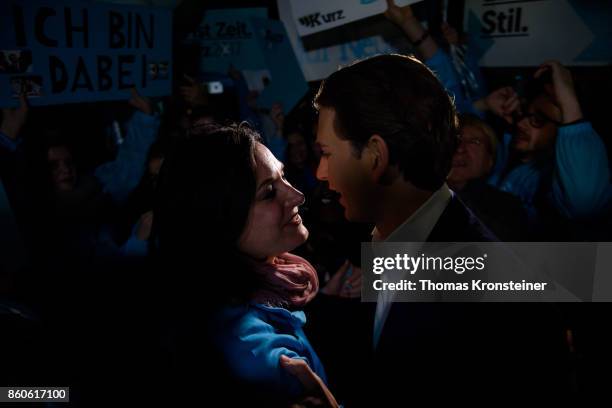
xmin=287 ymin=213 xmax=302 ymax=226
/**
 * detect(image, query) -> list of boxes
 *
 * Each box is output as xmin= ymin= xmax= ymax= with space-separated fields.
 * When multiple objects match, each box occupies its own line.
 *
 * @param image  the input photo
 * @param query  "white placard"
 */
xmin=289 ymin=0 xmax=421 ymax=37
xmin=278 ymin=0 xmax=414 ymax=81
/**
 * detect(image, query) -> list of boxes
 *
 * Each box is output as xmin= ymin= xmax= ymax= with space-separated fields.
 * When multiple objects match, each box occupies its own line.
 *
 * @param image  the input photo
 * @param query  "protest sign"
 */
xmin=0 ymin=0 xmax=172 ymax=107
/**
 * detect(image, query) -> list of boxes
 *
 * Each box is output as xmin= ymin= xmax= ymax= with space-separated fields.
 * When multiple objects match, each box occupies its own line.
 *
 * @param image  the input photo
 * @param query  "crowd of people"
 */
xmin=1 ymin=0 xmax=611 ymax=405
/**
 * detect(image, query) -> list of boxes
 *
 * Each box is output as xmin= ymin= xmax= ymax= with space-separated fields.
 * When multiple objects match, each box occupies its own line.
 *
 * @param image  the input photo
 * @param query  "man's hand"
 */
xmin=384 ymin=0 xmax=415 ymax=27
xmin=534 ymin=60 xmax=582 ymax=123
xmin=280 ymin=356 xmax=339 ymax=408
xmin=384 ymin=0 xmax=437 ymax=60
xmin=321 ymin=260 xmax=362 ymax=298
xmin=128 ymin=88 xmax=154 ymax=115
xmin=475 ymin=86 xmax=521 ymax=124
xmin=1 ymin=93 xmax=28 ymax=140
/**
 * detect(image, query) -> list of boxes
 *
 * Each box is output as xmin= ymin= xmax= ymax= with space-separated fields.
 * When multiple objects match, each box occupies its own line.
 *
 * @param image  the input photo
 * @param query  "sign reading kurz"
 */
xmin=290 ymin=0 xmax=421 ymax=37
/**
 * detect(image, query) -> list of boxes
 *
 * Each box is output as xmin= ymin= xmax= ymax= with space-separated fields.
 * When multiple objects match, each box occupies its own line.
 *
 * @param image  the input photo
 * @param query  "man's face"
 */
xmin=48 ymin=146 xmax=76 ymax=192
xmin=315 ymin=107 xmax=377 ymax=222
xmin=447 ymin=125 xmax=494 ymax=187
xmin=287 ymin=132 xmax=308 ymax=168
xmin=514 ymin=95 xmax=561 ymax=154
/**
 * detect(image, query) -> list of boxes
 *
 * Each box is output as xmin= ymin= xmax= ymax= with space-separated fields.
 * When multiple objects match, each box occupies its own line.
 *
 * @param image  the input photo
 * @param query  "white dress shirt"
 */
xmin=372 ymin=183 xmax=452 ymax=349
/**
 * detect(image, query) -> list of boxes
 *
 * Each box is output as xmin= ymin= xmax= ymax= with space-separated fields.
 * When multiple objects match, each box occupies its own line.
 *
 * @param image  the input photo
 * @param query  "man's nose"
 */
xmin=316 ymin=158 xmax=328 ymax=181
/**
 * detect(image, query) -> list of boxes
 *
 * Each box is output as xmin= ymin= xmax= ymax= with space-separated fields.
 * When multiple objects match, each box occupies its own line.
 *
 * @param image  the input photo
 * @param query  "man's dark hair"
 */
xmin=314 ymin=54 xmax=459 ymax=191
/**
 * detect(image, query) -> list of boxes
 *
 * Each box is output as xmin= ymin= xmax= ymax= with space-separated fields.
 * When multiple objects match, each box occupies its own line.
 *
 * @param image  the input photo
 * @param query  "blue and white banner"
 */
xmin=464 ymin=0 xmax=612 ymax=66
xmin=0 ymin=0 xmax=172 ymax=107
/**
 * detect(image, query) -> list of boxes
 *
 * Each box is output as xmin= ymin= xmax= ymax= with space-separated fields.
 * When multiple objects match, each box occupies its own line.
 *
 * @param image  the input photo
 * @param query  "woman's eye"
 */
xmin=263 ymin=185 xmax=276 ymax=200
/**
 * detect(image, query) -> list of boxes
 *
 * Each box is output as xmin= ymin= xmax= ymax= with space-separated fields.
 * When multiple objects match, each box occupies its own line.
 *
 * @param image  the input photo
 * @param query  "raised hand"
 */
xmin=441 ymin=22 xmax=460 ymax=46
xmin=479 ymin=86 xmax=521 ymax=124
xmin=384 ymin=0 xmax=415 ymax=27
xmin=179 ymin=74 xmax=208 ymax=107
xmin=270 ymin=102 xmax=285 ymax=132
xmin=534 ymin=60 xmax=582 ymax=123
xmin=1 ymin=93 xmax=28 ymax=140
xmin=128 ymin=87 xmax=153 ymax=115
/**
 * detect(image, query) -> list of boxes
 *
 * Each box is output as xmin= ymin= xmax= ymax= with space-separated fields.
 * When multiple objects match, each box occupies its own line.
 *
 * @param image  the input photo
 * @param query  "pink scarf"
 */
xmin=250 ymin=252 xmax=319 ymax=308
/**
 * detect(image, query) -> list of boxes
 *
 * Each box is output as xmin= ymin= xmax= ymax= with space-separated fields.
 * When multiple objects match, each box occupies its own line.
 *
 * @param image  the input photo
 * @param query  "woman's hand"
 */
xmin=534 ymin=60 xmax=582 ymax=123
xmin=280 ymin=355 xmax=339 ymax=408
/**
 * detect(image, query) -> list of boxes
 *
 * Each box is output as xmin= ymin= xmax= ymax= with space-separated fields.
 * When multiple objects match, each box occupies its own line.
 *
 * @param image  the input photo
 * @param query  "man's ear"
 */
xmin=365 ymin=134 xmax=390 ymax=183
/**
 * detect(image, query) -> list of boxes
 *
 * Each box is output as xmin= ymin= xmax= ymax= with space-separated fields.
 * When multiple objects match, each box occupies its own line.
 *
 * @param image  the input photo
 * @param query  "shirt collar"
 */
xmin=372 ymin=183 xmax=452 ymax=242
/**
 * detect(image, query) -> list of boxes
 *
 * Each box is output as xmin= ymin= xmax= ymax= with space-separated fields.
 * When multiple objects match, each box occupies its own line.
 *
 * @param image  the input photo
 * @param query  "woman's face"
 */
xmin=238 ymin=143 xmax=308 ymax=260
xmin=447 ymin=125 xmax=494 ymax=187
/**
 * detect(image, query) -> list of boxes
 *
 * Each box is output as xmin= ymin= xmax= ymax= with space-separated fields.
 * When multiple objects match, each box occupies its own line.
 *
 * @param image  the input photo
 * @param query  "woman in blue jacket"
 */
xmin=153 ymin=122 xmax=336 ymax=406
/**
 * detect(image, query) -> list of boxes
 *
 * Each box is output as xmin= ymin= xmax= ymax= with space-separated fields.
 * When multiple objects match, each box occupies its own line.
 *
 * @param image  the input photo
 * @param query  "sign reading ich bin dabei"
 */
xmin=290 ymin=0 xmax=421 ymax=37
xmin=0 ymin=1 xmax=172 ymax=107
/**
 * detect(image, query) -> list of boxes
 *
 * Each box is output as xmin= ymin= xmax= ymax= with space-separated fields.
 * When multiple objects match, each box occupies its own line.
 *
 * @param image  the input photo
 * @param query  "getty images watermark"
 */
xmin=361 ymin=242 xmax=612 ymax=302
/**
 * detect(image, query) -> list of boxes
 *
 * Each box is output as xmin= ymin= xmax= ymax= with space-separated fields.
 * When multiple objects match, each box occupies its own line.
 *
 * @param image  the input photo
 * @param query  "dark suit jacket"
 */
xmin=355 ymin=195 xmax=569 ymax=405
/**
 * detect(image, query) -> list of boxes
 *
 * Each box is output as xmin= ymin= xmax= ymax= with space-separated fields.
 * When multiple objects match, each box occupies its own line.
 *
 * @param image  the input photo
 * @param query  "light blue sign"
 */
xmin=188 ymin=8 xmax=308 ymax=111
xmin=251 ymin=18 xmax=308 ymax=112
xmin=187 ymin=8 xmax=268 ymax=74
xmin=0 ymin=0 xmax=172 ymax=107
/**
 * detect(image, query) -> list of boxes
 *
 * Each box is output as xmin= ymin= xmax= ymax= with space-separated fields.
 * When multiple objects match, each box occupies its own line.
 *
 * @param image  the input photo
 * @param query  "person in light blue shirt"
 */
xmin=94 ymin=89 xmax=160 ymax=205
xmin=480 ymin=61 xmax=611 ymax=231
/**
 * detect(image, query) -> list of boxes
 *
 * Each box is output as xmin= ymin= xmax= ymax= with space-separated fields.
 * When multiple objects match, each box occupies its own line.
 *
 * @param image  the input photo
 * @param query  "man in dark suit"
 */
xmin=283 ymin=54 xmax=569 ymax=406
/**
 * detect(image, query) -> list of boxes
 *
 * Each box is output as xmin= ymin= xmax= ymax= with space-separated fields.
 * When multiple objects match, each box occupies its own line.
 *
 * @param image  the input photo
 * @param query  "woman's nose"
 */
xmin=285 ymin=184 xmax=305 ymax=207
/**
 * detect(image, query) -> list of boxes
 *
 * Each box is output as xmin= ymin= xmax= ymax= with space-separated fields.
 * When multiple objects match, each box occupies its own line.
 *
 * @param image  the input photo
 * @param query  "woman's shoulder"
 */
xmin=213 ymin=303 xmax=306 ymax=336
xmin=211 ymin=303 xmax=308 ymax=396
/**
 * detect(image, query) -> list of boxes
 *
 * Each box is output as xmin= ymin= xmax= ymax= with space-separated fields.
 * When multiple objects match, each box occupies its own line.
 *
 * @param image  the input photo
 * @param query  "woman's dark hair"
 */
xmin=152 ymin=122 xmax=262 ymax=304
xmin=314 ymin=53 xmax=459 ymax=191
